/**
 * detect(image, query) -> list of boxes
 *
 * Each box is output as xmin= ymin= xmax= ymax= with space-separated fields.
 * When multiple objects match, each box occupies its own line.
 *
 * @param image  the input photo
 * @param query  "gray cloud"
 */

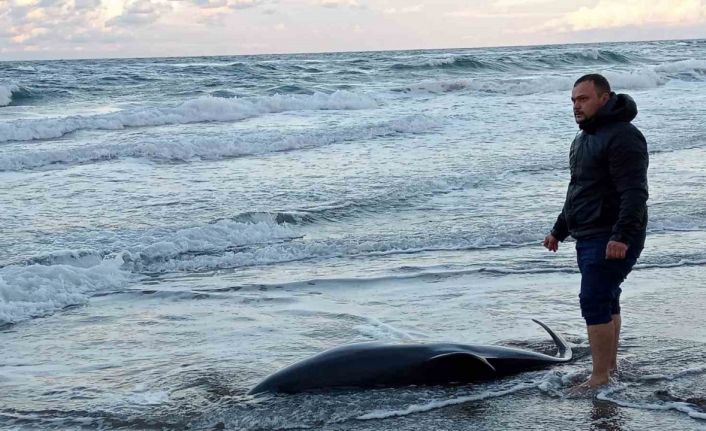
xmin=228 ymin=0 xmax=266 ymax=9
xmin=74 ymin=0 xmax=103 ymax=9
xmin=184 ymin=0 xmax=266 ymax=9
xmin=0 ymin=0 xmax=134 ymax=49
xmin=318 ymin=0 xmax=365 ymax=9
xmin=107 ymin=1 xmax=173 ymax=27
xmin=191 ymin=0 xmax=229 ymax=8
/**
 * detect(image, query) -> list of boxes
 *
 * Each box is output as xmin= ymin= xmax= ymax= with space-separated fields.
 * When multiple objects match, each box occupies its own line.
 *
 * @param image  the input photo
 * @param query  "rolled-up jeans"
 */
xmin=575 ymin=235 xmax=642 ymax=325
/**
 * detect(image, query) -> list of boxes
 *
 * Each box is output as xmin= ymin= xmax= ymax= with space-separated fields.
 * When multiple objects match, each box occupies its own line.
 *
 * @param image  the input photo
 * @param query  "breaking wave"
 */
xmin=0 ymin=114 xmax=441 ymax=171
xmin=0 ymin=90 xmax=378 ymax=142
xmin=398 ymin=68 xmax=666 ymax=95
xmin=0 ymin=84 xmax=31 ymax=107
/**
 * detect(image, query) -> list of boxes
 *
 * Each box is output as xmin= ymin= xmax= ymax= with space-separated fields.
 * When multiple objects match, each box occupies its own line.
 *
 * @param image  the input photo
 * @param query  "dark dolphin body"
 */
xmin=249 ymin=320 xmax=572 ymax=394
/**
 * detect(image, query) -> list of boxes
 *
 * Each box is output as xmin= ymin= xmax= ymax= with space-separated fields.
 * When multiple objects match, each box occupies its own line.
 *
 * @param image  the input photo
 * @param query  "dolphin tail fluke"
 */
xmin=532 ymin=319 xmax=572 ymax=361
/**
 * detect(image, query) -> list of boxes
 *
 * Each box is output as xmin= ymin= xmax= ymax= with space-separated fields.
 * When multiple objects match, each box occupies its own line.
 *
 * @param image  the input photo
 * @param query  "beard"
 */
xmin=574 ymin=111 xmax=590 ymax=124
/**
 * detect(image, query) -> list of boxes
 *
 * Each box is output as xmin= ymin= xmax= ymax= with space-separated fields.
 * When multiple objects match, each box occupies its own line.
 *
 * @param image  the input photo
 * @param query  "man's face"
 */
xmin=571 ymin=81 xmax=610 ymax=124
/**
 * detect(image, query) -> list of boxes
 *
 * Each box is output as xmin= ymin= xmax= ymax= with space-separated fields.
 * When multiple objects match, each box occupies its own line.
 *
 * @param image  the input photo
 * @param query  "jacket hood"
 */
xmin=579 ymin=92 xmax=637 ymax=133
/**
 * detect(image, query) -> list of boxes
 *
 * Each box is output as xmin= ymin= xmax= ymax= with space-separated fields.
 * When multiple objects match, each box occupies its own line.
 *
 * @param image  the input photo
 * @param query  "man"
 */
xmin=543 ymin=74 xmax=649 ymax=389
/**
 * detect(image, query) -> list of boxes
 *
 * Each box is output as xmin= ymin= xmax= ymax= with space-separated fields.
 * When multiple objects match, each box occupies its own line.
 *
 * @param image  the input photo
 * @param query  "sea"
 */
xmin=2 ymin=39 xmax=706 ymax=430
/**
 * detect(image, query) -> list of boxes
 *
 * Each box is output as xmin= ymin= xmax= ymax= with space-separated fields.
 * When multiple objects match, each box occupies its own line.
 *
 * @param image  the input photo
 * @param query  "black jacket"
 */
xmin=551 ymin=92 xmax=649 ymax=248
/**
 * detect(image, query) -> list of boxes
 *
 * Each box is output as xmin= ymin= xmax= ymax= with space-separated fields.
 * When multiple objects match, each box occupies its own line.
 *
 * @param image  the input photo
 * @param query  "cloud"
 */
xmin=444 ymin=9 xmax=553 ymax=18
xmin=318 ymin=0 xmax=363 ymax=9
xmin=1 ymin=0 xmax=121 ymax=46
xmin=74 ymin=0 xmax=103 ymax=9
xmin=229 ymin=0 xmax=265 ymax=9
xmin=106 ymin=0 xmax=172 ymax=27
xmin=492 ymin=0 xmax=556 ymax=8
xmin=537 ymin=0 xmax=706 ymax=32
xmin=383 ymin=4 xmax=422 ymax=14
xmin=191 ymin=0 xmax=229 ymax=8
xmin=186 ymin=0 xmax=265 ymax=10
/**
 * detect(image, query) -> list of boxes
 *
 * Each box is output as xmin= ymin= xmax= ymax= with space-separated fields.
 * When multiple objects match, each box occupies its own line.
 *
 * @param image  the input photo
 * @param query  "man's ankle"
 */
xmin=589 ymin=372 xmax=610 ymax=385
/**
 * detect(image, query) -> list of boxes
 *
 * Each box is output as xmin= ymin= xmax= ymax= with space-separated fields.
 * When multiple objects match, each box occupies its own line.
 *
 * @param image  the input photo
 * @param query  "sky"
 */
xmin=1 ymin=0 xmax=705 ymax=60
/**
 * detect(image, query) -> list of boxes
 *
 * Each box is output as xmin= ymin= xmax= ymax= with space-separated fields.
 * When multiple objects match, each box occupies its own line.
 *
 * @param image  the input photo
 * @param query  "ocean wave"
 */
xmin=4 ymin=220 xmax=705 ymax=325
xmin=0 ymin=90 xmax=379 ymax=143
xmin=654 ymin=59 xmax=706 ymax=75
xmin=121 ymin=218 xmax=299 ymax=268
xmin=389 ymin=55 xmax=499 ymax=71
xmin=636 ymin=259 xmax=706 ymax=270
xmin=0 ymin=256 xmax=131 ymax=326
xmin=0 ymin=223 xmax=542 ymax=325
xmin=399 ymin=68 xmax=665 ymax=95
xmin=388 ymin=49 xmax=633 ymax=73
xmin=535 ymin=49 xmax=635 ymax=67
xmin=0 ymin=84 xmax=23 ymax=107
xmin=477 ymin=267 xmax=577 ymax=275
xmin=597 ymin=384 xmax=706 ymax=421
xmin=0 ymin=216 xmax=299 ymax=325
xmin=122 ymin=229 xmax=543 ymax=274
xmin=13 ymin=65 xmax=38 ymax=72
xmin=229 ymin=211 xmax=316 ymax=226
xmin=8 ymin=216 xmax=300 ymax=270
xmin=648 ymin=216 xmax=706 ymax=233
xmin=357 ymin=381 xmax=537 ymax=420
xmin=265 ymin=84 xmax=313 ymax=95
xmin=639 ymin=366 xmax=706 ymax=382
xmin=0 ymin=114 xmax=440 ymax=171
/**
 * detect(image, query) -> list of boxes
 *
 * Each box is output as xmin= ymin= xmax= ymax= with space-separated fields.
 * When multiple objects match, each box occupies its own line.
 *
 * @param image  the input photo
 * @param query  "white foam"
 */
xmin=0 ymin=217 xmax=297 ymax=325
xmin=404 ymin=68 xmax=667 ymax=96
xmin=423 ymin=56 xmax=457 ymax=67
xmin=604 ymin=68 xmax=664 ymax=90
xmin=536 ymin=369 xmax=587 ymax=396
xmin=130 ymin=228 xmax=542 ymax=274
xmin=404 ymin=78 xmax=477 ymax=93
xmin=648 ymin=216 xmax=706 ymax=232
xmin=0 ymin=84 xmax=19 ymax=107
xmin=353 ymin=317 xmax=418 ymax=341
xmin=0 ymin=90 xmax=379 ymax=142
xmin=636 ymin=259 xmax=706 ymax=270
xmin=654 ymin=59 xmax=706 ymax=74
xmin=0 ymin=256 xmax=131 ymax=325
xmin=0 ymin=114 xmax=441 ymax=171
xmin=357 ymin=381 xmax=537 ymax=420
xmin=581 ymin=48 xmax=601 ymax=60
xmin=597 ymin=384 xmax=706 ymax=421
xmin=27 ymin=249 xmax=104 ymax=268
xmin=124 ymin=384 xmax=170 ymax=406
xmin=404 ymin=74 xmax=586 ymax=95
xmin=122 ymin=218 xmax=298 ymax=266
xmin=639 ymin=365 xmax=706 ymax=381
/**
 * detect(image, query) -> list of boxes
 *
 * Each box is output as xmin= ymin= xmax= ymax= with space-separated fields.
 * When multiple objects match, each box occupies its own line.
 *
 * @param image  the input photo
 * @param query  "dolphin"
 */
xmin=248 ymin=319 xmax=572 ymax=395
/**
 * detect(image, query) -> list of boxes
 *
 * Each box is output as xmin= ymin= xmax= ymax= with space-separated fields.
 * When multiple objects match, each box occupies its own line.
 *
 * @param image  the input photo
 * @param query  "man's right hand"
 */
xmin=543 ymin=234 xmax=559 ymax=252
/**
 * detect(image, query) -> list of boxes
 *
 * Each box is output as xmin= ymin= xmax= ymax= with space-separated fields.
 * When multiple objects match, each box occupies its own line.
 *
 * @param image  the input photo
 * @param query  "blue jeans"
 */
xmin=576 ymin=235 xmax=642 ymax=325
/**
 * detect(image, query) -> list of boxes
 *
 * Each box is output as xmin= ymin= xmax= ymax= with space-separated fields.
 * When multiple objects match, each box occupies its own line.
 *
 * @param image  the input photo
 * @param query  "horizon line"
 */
xmin=1 ymin=36 xmax=704 ymax=63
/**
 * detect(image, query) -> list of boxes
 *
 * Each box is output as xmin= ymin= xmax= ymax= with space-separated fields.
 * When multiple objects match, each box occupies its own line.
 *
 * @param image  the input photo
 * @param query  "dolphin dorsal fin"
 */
xmin=424 ymin=352 xmax=496 ymax=380
xmin=531 ymin=319 xmax=572 ymax=361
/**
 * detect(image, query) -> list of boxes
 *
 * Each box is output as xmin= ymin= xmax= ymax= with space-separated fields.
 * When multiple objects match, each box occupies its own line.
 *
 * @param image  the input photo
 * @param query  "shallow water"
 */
xmin=2 ymin=39 xmax=706 ymax=429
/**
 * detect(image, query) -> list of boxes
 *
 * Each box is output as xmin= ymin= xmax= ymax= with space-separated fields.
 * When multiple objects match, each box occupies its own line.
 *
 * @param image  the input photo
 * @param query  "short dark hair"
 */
xmin=574 ymin=74 xmax=611 ymax=95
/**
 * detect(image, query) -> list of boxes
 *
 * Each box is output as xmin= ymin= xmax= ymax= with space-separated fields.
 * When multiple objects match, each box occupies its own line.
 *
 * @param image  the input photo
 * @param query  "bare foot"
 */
xmin=566 ymin=375 xmax=610 ymax=397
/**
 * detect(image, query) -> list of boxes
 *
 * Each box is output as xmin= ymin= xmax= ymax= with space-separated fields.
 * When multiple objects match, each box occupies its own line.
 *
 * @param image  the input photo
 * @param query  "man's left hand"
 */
xmin=605 ymin=241 xmax=628 ymax=259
